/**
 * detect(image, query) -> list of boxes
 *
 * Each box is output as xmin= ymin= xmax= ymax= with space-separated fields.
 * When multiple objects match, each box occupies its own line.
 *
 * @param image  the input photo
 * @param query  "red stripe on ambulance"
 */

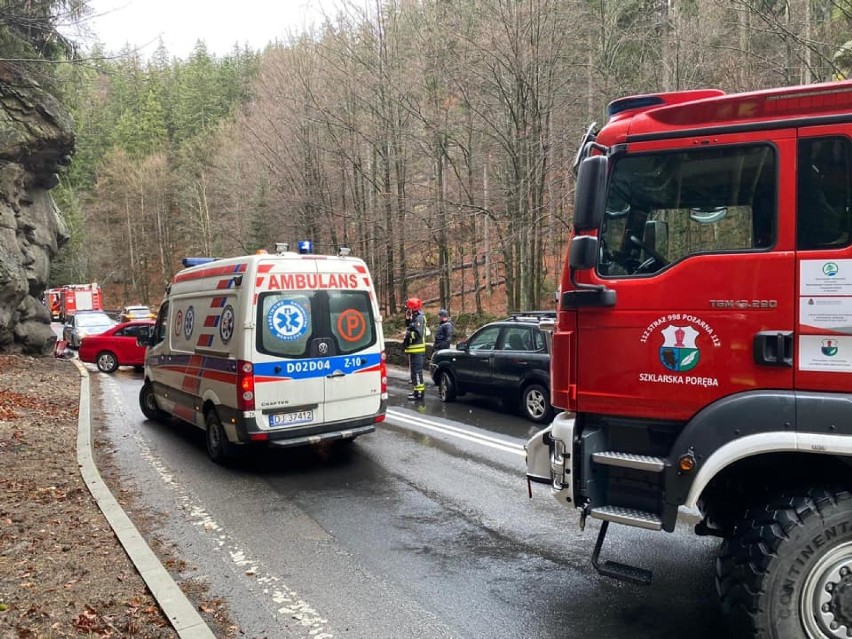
xmin=173 ymin=263 xmax=247 ymax=284
xmin=197 ymin=334 xmax=214 ymax=347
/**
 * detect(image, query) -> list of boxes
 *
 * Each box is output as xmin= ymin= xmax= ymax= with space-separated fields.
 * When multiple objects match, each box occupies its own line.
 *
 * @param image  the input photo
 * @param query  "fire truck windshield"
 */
xmin=598 ymin=144 xmax=776 ymax=276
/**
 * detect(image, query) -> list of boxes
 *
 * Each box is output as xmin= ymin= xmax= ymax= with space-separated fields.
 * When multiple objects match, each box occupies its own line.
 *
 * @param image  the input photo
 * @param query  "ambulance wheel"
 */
xmin=521 ymin=383 xmax=552 ymax=424
xmin=716 ymin=486 xmax=852 ymax=638
xmin=139 ymin=383 xmax=167 ymax=421
xmin=205 ymin=409 xmax=233 ymax=464
xmin=96 ymin=351 xmax=119 ymax=373
xmin=437 ymin=372 xmax=456 ymax=402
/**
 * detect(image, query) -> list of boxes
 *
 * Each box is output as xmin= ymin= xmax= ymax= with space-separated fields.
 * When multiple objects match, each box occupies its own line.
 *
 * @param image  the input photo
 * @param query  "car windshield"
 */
xmin=76 ymin=313 xmax=112 ymax=327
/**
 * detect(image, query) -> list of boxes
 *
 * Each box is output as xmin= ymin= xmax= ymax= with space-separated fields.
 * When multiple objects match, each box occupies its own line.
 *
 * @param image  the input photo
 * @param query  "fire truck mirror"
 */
xmin=569 ymin=236 xmax=599 ymax=271
xmin=573 ymin=155 xmax=608 ymax=231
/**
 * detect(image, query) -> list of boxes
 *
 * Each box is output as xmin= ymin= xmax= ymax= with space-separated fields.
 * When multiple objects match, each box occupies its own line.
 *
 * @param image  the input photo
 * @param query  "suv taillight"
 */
xmin=236 ymin=360 xmax=255 ymax=411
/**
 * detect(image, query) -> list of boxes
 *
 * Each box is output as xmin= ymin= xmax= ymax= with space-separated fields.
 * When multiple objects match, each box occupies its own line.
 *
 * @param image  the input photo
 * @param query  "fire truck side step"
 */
xmin=591 ymin=451 xmax=665 ymax=472
xmin=590 ymin=505 xmax=663 ymax=530
xmin=592 ymin=520 xmax=653 ymax=586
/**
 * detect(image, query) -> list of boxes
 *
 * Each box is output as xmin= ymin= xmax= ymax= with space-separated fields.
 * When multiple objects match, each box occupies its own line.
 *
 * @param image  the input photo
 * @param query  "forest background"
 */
xmin=8 ymin=0 xmax=852 ymax=326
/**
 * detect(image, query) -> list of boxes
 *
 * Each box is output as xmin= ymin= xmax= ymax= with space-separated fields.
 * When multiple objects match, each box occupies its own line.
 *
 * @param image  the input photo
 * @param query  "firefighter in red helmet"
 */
xmin=403 ymin=297 xmax=427 ymax=400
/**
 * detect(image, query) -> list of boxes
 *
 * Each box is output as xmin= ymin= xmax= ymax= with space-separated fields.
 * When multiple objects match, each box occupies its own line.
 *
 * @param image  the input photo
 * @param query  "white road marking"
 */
xmin=385 ymin=408 xmax=526 ymax=457
xmin=98 ymin=375 xmax=333 ymax=638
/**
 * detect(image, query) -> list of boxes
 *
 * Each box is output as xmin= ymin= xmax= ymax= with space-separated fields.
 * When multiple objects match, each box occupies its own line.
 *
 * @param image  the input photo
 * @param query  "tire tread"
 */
xmin=716 ymin=486 xmax=851 ymax=637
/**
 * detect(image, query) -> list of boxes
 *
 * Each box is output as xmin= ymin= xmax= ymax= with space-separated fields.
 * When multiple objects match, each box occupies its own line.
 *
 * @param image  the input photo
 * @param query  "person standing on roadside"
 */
xmin=433 ymin=309 xmax=453 ymax=354
xmin=403 ymin=297 xmax=427 ymax=401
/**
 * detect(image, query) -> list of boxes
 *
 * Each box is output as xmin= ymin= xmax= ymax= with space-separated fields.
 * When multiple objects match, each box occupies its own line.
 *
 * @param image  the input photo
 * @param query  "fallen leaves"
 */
xmin=0 ymin=355 xmax=177 ymax=638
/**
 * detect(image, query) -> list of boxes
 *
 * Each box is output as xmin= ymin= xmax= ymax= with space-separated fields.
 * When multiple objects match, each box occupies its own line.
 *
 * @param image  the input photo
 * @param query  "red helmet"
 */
xmin=405 ymin=297 xmax=422 ymax=312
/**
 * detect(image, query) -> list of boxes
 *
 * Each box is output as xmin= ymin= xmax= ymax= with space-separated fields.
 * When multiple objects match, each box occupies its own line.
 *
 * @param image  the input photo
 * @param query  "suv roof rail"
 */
xmin=506 ymin=311 xmax=557 ymax=321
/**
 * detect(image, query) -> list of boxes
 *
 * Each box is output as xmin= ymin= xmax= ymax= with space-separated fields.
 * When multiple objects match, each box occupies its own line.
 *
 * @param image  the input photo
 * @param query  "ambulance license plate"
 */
xmin=270 ymin=410 xmax=313 ymax=427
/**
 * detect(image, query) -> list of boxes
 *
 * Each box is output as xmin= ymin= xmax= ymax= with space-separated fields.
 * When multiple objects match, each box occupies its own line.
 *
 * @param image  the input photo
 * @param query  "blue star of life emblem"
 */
xmin=267 ymin=300 xmax=308 ymax=341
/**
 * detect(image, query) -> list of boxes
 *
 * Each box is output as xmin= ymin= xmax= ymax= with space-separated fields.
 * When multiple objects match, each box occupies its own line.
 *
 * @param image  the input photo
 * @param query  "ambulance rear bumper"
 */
xmin=266 ymin=424 xmax=376 ymax=448
xmin=223 ymin=401 xmax=386 ymax=447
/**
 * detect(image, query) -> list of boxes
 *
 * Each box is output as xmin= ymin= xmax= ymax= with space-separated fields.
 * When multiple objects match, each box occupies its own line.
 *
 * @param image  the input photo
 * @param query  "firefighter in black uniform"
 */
xmin=403 ymin=297 xmax=427 ymax=400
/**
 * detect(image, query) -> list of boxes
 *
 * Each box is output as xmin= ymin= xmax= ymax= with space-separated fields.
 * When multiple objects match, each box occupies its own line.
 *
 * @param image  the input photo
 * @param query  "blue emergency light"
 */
xmin=298 ymin=240 xmax=313 ymax=254
xmin=182 ymin=257 xmax=218 ymax=268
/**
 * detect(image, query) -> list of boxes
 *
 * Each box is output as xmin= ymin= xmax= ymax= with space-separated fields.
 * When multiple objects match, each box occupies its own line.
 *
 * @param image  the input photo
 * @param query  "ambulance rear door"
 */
xmin=252 ymin=256 xmax=382 ymax=433
xmin=318 ymin=259 xmax=383 ymax=423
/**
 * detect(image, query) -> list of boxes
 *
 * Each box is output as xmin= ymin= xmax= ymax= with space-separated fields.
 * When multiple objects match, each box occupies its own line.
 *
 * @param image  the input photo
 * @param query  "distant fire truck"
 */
xmin=526 ymin=80 xmax=852 ymax=638
xmin=47 ymin=283 xmax=103 ymax=322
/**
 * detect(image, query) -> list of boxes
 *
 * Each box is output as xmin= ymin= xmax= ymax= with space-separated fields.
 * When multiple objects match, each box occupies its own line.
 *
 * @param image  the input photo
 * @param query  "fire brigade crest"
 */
xmin=659 ymin=324 xmax=700 ymax=372
xmin=821 ymin=338 xmax=839 ymax=357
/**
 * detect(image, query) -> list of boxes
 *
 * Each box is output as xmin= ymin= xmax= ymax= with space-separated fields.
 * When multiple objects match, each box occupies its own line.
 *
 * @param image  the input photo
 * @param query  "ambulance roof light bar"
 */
xmin=275 ymin=242 xmax=289 ymax=255
xmin=298 ymin=240 xmax=313 ymax=254
xmin=338 ymin=247 xmax=351 ymax=257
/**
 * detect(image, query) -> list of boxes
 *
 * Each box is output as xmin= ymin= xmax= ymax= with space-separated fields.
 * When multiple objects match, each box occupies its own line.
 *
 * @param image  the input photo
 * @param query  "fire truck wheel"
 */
xmin=521 ymin=383 xmax=553 ymax=424
xmin=437 ymin=372 xmax=457 ymax=402
xmin=139 ymin=383 xmax=167 ymax=421
xmin=96 ymin=351 xmax=119 ymax=373
xmin=205 ymin=409 xmax=233 ymax=464
xmin=716 ymin=486 xmax=852 ymax=638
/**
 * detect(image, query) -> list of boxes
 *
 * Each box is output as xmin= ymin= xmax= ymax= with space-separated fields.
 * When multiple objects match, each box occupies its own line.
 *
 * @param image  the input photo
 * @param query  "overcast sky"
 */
xmin=79 ymin=0 xmax=340 ymax=58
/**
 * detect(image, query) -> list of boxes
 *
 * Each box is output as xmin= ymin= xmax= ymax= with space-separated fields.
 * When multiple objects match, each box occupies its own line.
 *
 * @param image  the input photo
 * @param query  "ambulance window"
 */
xmin=797 ymin=137 xmax=852 ymax=250
xmin=258 ymin=293 xmax=314 ymax=357
xmin=599 ymin=144 xmax=776 ymax=276
xmin=329 ymin=291 xmax=376 ymax=354
xmin=154 ymin=302 xmax=168 ymax=344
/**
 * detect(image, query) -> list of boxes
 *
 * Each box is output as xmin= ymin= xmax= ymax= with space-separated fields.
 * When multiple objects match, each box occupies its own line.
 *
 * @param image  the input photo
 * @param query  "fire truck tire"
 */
xmin=205 ymin=409 xmax=233 ymax=464
xmin=437 ymin=372 xmax=457 ymax=402
xmin=521 ymin=383 xmax=553 ymax=424
xmin=139 ymin=382 xmax=168 ymax=421
xmin=716 ymin=486 xmax=852 ymax=638
xmin=96 ymin=351 xmax=119 ymax=373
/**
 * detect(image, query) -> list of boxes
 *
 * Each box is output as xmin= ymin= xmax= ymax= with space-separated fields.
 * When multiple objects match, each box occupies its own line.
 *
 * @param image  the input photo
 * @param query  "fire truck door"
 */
xmin=575 ymin=132 xmax=797 ymax=421
xmin=794 ymin=127 xmax=852 ymax=393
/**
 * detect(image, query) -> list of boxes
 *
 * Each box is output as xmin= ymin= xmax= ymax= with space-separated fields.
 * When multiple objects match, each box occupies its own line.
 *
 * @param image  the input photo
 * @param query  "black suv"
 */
xmin=429 ymin=313 xmax=555 ymax=424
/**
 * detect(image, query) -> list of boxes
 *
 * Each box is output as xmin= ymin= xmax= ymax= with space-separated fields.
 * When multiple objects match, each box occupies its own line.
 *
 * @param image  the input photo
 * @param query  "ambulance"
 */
xmin=138 ymin=242 xmax=387 ymax=463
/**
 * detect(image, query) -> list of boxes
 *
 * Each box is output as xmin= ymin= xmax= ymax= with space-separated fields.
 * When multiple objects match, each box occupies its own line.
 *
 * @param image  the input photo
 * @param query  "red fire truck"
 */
xmin=55 ymin=283 xmax=103 ymax=321
xmin=526 ymin=80 xmax=852 ymax=638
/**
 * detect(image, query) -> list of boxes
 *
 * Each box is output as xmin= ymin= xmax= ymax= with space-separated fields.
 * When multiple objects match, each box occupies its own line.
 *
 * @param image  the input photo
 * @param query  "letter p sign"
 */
xmin=338 ymin=309 xmax=367 ymax=343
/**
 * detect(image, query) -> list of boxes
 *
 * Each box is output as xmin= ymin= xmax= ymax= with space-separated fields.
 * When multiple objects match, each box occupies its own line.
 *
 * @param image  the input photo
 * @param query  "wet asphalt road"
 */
xmin=86 ymin=363 xmax=730 ymax=639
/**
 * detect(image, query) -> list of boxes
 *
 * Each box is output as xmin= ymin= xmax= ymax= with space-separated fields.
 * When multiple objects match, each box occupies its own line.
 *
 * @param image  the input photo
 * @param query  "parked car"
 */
xmin=429 ymin=313 xmax=556 ymax=423
xmin=119 ymin=305 xmax=156 ymax=322
xmin=78 ymin=320 xmax=155 ymax=373
xmin=62 ymin=311 xmax=117 ymax=349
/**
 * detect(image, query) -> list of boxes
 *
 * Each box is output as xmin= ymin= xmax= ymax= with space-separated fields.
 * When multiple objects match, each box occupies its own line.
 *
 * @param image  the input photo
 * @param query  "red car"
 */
xmin=78 ymin=320 xmax=154 ymax=373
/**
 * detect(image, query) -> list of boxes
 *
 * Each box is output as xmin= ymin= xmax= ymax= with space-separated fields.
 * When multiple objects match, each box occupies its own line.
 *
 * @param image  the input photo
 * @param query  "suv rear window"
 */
xmin=257 ymin=290 xmax=376 ymax=358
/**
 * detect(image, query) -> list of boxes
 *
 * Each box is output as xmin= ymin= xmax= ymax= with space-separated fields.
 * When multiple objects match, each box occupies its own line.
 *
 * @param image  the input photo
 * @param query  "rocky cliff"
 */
xmin=0 ymin=63 xmax=74 ymax=355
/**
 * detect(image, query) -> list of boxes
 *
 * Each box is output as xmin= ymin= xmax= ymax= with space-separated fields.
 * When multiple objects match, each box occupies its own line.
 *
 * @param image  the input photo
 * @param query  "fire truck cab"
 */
xmin=526 ymin=80 xmax=852 ymax=638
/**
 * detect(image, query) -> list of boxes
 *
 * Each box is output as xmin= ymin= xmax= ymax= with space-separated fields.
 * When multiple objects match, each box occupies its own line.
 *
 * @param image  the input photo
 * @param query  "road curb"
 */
xmin=73 ymin=359 xmax=216 ymax=639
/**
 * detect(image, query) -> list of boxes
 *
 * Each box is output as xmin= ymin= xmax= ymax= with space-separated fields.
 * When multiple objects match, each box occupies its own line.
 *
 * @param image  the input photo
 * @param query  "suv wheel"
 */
xmin=438 ymin=372 xmax=457 ymax=402
xmin=521 ymin=383 xmax=553 ymax=424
